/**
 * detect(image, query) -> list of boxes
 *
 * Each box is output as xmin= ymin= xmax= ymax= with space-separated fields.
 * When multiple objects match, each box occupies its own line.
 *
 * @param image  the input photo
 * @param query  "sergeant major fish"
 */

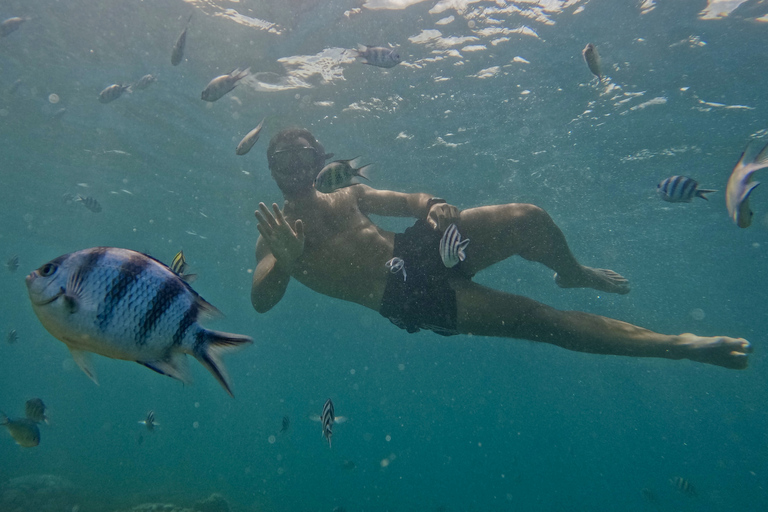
xmin=77 ymin=195 xmax=102 ymax=213
xmin=582 ymin=43 xmax=602 ymax=81
xmin=171 ymin=250 xmax=197 ymax=283
xmin=6 ymin=255 xmax=19 ymax=273
xmin=356 ymin=44 xmax=401 ymax=68
xmin=171 ymin=14 xmax=192 ymax=66
xmin=138 ymin=410 xmax=158 ymax=432
xmin=1 ymin=411 xmax=40 ymax=447
xmin=726 ymin=140 xmax=768 ymax=228
xmin=133 ymin=74 xmax=157 ymax=90
xmin=25 ymin=247 xmax=253 ymax=396
xmin=439 ymin=224 xmax=469 ymax=268
xmin=280 ymin=415 xmax=290 ymax=433
xmin=25 ymin=398 xmax=49 ymax=425
xmin=669 ymin=476 xmax=697 ymax=497
xmin=320 ymin=398 xmax=335 ymax=448
xmin=236 ymin=118 xmax=265 ymax=156
xmin=99 ymin=84 xmax=131 ymax=104
xmin=0 ymin=17 xmax=25 ymax=38
xmin=657 ymin=176 xmax=716 ymax=203
xmin=201 ymin=68 xmax=249 ymax=102
xmin=314 ymin=158 xmax=372 ymax=193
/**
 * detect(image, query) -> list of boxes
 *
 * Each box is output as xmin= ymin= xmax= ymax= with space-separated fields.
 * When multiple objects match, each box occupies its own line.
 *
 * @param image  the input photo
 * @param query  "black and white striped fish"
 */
xmin=439 ymin=224 xmax=470 ymax=268
xmin=76 ymin=195 xmax=102 ymax=213
xmin=314 ymin=158 xmax=372 ymax=194
xmin=25 ymin=398 xmax=49 ymax=425
xmin=356 ymin=44 xmax=401 ymax=68
xmin=656 ymin=176 xmax=716 ymax=203
xmin=25 ymin=247 xmax=252 ymax=396
xmin=98 ymin=84 xmax=131 ymax=104
xmin=669 ymin=476 xmax=697 ymax=497
xmin=138 ymin=410 xmax=158 ymax=432
xmin=6 ymin=255 xmax=19 ymax=273
xmin=321 ymin=398 xmax=335 ymax=448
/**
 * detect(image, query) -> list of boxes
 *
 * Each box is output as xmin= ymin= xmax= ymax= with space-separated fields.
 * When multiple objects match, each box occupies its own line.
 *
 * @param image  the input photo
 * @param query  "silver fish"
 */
xmin=76 ymin=195 xmax=102 ymax=213
xmin=201 ymin=68 xmax=249 ymax=102
xmin=314 ymin=158 xmax=372 ymax=194
xmin=99 ymin=84 xmax=131 ymax=104
xmin=25 ymin=247 xmax=253 ymax=396
xmin=726 ymin=140 xmax=768 ymax=228
xmin=0 ymin=17 xmax=25 ymax=38
xmin=1 ymin=412 xmax=40 ymax=447
xmin=236 ymin=118 xmax=265 ymax=156
xmin=138 ymin=410 xmax=158 ymax=432
xmin=321 ymin=398 xmax=335 ymax=448
xmin=25 ymin=398 xmax=49 ymax=425
xmin=656 ymin=176 xmax=716 ymax=203
xmin=6 ymin=255 xmax=19 ymax=273
xmin=439 ymin=224 xmax=469 ymax=268
xmin=171 ymin=15 xmax=192 ymax=66
xmin=356 ymin=44 xmax=401 ymax=68
xmin=7 ymin=329 xmax=18 ymax=344
xmin=170 ymin=250 xmax=197 ymax=283
xmin=133 ymin=74 xmax=157 ymax=90
xmin=582 ymin=43 xmax=602 ymax=81
xmin=385 ymin=257 xmax=407 ymax=282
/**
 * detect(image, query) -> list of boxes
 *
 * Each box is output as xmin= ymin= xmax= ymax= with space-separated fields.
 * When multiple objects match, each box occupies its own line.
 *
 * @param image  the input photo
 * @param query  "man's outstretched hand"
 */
xmin=255 ymin=202 xmax=305 ymax=269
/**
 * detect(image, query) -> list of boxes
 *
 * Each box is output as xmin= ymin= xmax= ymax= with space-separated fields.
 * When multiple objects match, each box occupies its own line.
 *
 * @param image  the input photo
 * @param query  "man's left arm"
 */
xmin=357 ymin=186 xmax=459 ymax=230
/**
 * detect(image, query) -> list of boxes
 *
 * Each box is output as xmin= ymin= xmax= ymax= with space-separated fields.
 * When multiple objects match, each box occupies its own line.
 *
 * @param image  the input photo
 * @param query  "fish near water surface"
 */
xmin=314 ymin=158 xmax=371 ymax=193
xmin=201 ymin=68 xmax=249 ymax=102
xmin=25 ymin=247 xmax=252 ymax=396
xmin=726 ymin=140 xmax=768 ymax=228
xmin=0 ymin=17 xmax=25 ymax=38
xmin=356 ymin=44 xmax=401 ymax=68
xmin=236 ymin=118 xmax=265 ymax=156
xmin=582 ymin=43 xmax=602 ymax=81
xmin=656 ymin=176 xmax=716 ymax=203
xmin=1 ymin=412 xmax=40 ymax=447
xmin=171 ymin=15 xmax=192 ymax=66
xmin=99 ymin=84 xmax=131 ymax=104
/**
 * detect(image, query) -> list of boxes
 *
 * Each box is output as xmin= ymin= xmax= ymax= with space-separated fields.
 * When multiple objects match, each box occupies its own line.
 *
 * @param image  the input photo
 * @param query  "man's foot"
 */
xmin=554 ymin=266 xmax=631 ymax=295
xmin=676 ymin=333 xmax=752 ymax=369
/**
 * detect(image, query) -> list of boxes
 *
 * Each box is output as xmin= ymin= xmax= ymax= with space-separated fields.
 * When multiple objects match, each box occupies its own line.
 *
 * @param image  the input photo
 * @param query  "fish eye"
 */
xmin=39 ymin=263 xmax=58 ymax=277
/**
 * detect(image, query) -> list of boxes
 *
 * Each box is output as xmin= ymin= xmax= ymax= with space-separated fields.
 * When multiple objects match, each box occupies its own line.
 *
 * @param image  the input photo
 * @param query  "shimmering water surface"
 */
xmin=2 ymin=1 xmax=768 ymax=511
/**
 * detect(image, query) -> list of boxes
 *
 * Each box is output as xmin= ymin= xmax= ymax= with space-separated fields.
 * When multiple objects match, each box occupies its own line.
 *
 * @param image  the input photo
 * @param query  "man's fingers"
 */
xmin=294 ymin=219 xmax=305 ymax=241
xmin=272 ymin=203 xmax=286 ymax=225
xmin=258 ymin=202 xmax=278 ymax=229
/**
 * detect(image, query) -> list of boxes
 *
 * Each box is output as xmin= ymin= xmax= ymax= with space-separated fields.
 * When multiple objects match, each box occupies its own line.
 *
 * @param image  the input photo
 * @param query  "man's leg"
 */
xmin=458 ymin=204 xmax=629 ymax=294
xmin=451 ymin=280 xmax=751 ymax=369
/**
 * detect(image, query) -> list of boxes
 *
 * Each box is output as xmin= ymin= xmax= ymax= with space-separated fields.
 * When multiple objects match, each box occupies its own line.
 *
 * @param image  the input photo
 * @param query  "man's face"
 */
xmin=269 ymin=137 xmax=322 ymax=194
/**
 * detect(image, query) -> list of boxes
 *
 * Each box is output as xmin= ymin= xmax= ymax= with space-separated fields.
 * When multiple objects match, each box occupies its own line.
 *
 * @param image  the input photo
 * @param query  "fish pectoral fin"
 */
xmin=139 ymin=352 xmax=192 ymax=385
xmin=309 ymin=415 xmax=321 ymax=422
xmin=69 ymin=348 xmax=99 ymax=385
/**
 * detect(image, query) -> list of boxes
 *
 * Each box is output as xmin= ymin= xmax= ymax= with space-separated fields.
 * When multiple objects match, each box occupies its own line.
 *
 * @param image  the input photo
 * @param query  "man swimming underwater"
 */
xmin=251 ymin=127 xmax=751 ymax=370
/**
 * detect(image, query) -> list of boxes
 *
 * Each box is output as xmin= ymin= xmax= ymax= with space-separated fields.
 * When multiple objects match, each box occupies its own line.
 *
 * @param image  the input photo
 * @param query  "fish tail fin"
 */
xmin=356 ymin=164 xmax=372 ymax=181
xmin=193 ymin=329 xmax=253 ymax=397
xmin=752 ymin=140 xmax=768 ymax=167
xmin=696 ymin=188 xmax=717 ymax=200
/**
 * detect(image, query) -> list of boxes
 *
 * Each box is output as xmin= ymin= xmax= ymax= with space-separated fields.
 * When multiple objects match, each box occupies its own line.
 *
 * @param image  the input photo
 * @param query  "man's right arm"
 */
xmin=251 ymin=236 xmax=290 ymax=313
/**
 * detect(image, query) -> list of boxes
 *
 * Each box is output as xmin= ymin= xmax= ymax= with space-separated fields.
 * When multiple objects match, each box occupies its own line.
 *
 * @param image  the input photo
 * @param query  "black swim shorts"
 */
xmin=379 ymin=219 xmax=472 ymax=336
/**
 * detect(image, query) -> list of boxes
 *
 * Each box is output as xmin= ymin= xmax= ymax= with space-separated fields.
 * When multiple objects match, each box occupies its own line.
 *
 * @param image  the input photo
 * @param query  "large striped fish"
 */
xmin=25 ymin=247 xmax=252 ymax=396
xmin=439 ymin=223 xmax=470 ymax=268
xmin=657 ymin=175 xmax=716 ymax=203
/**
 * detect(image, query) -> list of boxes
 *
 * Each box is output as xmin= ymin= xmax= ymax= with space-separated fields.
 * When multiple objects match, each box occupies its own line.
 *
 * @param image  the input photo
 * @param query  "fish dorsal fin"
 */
xmin=69 ymin=348 xmax=99 ymax=385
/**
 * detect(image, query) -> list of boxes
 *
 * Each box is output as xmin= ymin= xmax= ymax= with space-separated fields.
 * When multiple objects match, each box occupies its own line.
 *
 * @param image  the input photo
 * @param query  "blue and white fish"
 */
xmin=201 ymin=68 xmax=249 ymax=102
xmin=314 ymin=158 xmax=372 ymax=194
xmin=726 ymin=140 xmax=768 ymax=228
xmin=25 ymin=247 xmax=252 ymax=396
xmin=385 ymin=257 xmax=407 ymax=282
xmin=1 ymin=412 xmax=40 ymax=447
xmin=320 ymin=398 xmax=335 ymax=448
xmin=656 ymin=176 xmax=716 ymax=203
xmin=439 ymin=224 xmax=470 ymax=268
xmin=356 ymin=44 xmax=401 ymax=68
xmin=98 ymin=84 xmax=131 ymax=104
xmin=138 ymin=410 xmax=158 ymax=432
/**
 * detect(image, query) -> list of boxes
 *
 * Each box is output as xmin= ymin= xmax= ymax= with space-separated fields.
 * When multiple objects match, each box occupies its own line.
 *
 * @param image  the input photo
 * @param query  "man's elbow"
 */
xmin=251 ymin=292 xmax=276 ymax=314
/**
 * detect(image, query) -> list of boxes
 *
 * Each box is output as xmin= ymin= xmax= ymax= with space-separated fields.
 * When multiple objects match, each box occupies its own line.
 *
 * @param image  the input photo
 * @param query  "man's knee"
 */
xmin=509 ymin=203 xmax=551 ymax=226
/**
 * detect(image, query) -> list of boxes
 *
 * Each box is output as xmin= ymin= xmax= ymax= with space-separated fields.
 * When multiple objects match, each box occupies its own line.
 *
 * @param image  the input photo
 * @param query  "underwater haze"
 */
xmin=2 ymin=0 xmax=768 ymax=511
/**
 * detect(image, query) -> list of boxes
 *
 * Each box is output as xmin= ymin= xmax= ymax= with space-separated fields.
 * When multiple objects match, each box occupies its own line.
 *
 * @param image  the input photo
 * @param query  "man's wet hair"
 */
xmin=267 ymin=127 xmax=327 ymax=170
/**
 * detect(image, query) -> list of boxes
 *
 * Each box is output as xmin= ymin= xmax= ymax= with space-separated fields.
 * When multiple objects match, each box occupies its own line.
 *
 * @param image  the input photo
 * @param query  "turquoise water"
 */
xmin=2 ymin=0 xmax=768 ymax=510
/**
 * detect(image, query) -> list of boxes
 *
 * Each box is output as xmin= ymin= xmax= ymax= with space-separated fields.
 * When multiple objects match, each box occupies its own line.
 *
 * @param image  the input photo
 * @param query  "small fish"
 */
xmin=51 ymin=107 xmax=67 ymax=121
xmin=314 ymin=158 xmax=372 ymax=194
xmin=170 ymin=250 xmax=197 ymax=283
xmin=656 ymin=176 xmax=716 ymax=203
xmin=25 ymin=247 xmax=253 ymax=396
xmin=321 ymin=398 xmax=335 ymax=448
xmin=171 ymin=14 xmax=192 ymax=66
xmin=669 ymin=476 xmax=697 ymax=497
xmin=201 ymin=68 xmax=249 ymax=102
xmin=0 ymin=17 xmax=25 ymax=38
xmin=24 ymin=398 xmax=49 ymax=425
xmin=98 ymin=84 xmax=131 ymax=104
xmin=76 ymin=195 xmax=102 ymax=213
xmin=582 ymin=43 xmax=602 ymax=81
xmin=6 ymin=255 xmax=19 ymax=273
xmin=138 ymin=410 xmax=158 ymax=432
xmin=236 ymin=118 xmax=265 ymax=156
xmin=280 ymin=415 xmax=290 ymax=433
xmin=356 ymin=44 xmax=401 ymax=68
xmin=1 ymin=411 xmax=40 ymax=447
xmin=640 ymin=487 xmax=659 ymax=504
xmin=133 ymin=74 xmax=157 ymax=90
xmin=726 ymin=140 xmax=768 ymax=228
xmin=385 ymin=257 xmax=407 ymax=282
xmin=7 ymin=329 xmax=18 ymax=344
xmin=439 ymin=224 xmax=470 ymax=268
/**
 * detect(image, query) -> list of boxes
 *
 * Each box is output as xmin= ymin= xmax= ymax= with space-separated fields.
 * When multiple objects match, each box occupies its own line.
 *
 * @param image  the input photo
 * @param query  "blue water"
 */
xmin=2 ymin=0 xmax=768 ymax=510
